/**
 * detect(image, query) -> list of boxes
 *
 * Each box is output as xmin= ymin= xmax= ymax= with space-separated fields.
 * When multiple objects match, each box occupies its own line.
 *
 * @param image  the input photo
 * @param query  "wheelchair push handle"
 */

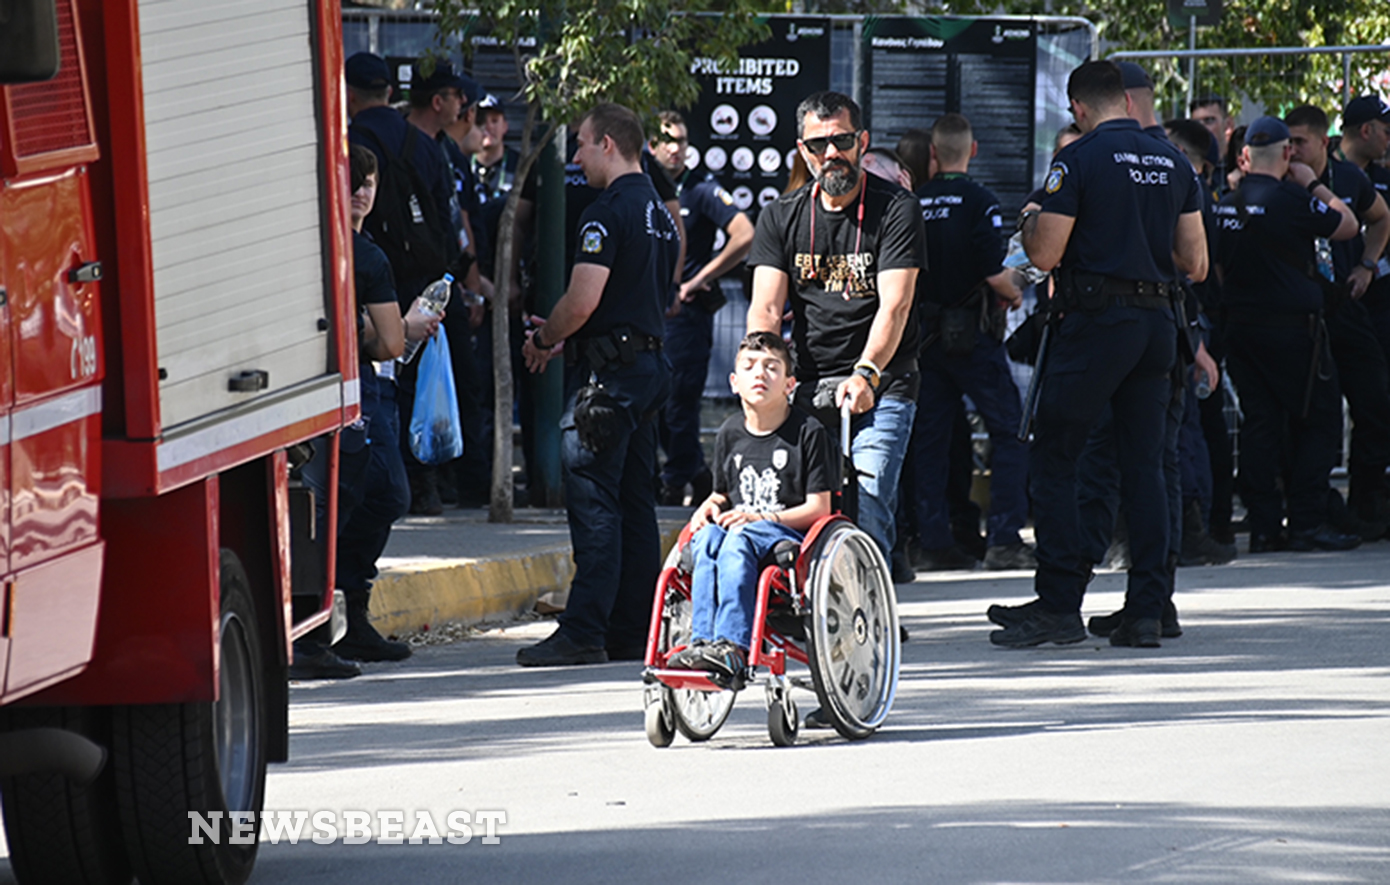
xmin=840 ymin=400 xmax=852 ymax=460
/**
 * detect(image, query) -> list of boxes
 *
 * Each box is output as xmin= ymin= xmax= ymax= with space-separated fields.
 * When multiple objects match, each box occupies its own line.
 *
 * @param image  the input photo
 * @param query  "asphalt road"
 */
xmin=5 ymin=545 xmax=1390 ymax=883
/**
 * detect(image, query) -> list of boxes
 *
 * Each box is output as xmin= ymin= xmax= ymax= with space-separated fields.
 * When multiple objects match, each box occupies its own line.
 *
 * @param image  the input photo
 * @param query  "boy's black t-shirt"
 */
xmin=747 ymin=174 xmax=926 ymax=399
xmin=713 ymin=407 xmax=833 ymax=516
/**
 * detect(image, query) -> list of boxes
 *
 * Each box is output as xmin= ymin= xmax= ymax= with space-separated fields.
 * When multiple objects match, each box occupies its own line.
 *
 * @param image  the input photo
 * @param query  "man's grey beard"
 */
xmin=816 ymin=159 xmax=860 ymax=196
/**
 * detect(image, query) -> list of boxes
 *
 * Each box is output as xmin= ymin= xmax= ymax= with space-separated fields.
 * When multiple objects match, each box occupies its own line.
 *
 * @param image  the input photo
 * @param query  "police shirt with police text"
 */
xmin=571 ymin=172 xmax=679 ymax=342
xmin=1039 ymin=118 xmax=1201 ymax=282
xmin=1214 ymin=173 xmax=1344 ymax=314
xmin=677 ymin=170 xmax=741 ymax=283
xmin=713 ymin=408 xmax=833 ymax=516
xmin=916 ymin=173 xmax=1007 ymax=307
xmin=748 ymin=174 xmax=926 ymax=396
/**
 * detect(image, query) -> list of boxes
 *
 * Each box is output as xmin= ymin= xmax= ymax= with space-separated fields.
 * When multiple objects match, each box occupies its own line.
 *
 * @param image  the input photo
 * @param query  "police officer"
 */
xmin=1337 ymin=96 xmax=1390 ymax=373
xmin=1286 ymin=104 xmax=1390 ymax=532
xmin=987 ymin=60 xmax=1208 ymax=649
xmin=516 ymin=103 xmax=678 ymax=666
xmin=1214 ymin=117 xmax=1360 ymax=552
xmin=911 ymin=113 xmax=1032 ymax=572
xmin=746 ymin=91 xmax=926 ymax=567
xmin=648 ymin=110 xmax=755 ymax=506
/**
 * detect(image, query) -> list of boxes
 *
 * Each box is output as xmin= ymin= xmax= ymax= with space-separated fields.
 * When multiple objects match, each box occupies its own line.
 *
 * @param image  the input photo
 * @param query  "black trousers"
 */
xmin=1327 ymin=300 xmax=1390 ymax=518
xmin=1226 ymin=322 xmax=1341 ymax=535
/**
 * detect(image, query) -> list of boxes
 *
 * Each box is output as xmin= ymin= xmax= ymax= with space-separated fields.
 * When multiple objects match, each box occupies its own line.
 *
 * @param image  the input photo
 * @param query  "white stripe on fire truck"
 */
xmin=10 ymin=386 xmax=102 ymax=442
xmin=156 ymin=380 xmax=344 ymax=473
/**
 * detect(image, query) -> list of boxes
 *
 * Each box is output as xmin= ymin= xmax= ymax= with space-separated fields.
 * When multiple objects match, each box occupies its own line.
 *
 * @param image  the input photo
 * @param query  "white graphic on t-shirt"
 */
xmin=737 ymin=465 xmax=782 ymax=514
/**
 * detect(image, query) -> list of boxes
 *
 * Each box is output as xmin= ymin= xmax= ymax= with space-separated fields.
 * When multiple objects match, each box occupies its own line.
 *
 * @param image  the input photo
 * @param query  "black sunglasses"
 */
xmin=800 ymin=131 xmax=861 ymax=155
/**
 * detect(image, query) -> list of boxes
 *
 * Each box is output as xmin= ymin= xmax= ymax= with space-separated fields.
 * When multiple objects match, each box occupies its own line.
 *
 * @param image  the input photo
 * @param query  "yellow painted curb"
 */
xmin=368 ymin=524 xmax=685 ymax=637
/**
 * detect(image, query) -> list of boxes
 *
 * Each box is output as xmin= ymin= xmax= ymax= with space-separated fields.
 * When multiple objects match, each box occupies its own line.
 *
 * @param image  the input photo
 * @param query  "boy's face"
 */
xmin=730 ymin=348 xmax=794 ymax=406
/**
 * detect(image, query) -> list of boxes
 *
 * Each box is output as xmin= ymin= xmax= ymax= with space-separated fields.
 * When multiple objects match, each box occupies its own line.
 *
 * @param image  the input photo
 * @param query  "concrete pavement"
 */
xmin=260 ymin=542 xmax=1390 ymax=882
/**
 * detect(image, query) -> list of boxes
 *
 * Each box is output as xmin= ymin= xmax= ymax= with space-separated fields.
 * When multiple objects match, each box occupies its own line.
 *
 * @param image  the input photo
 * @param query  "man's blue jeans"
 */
xmin=690 ymin=520 xmax=804 ymax=649
xmin=850 ymin=394 xmax=917 ymax=562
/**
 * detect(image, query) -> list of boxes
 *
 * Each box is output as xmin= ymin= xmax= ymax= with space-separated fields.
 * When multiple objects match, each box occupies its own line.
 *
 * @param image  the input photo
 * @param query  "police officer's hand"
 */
xmin=1349 ymin=265 xmax=1374 ymax=299
xmin=1287 ymin=161 xmax=1318 ymax=190
xmin=678 ymin=278 xmax=708 ymax=304
xmin=1193 ymin=340 xmax=1219 ymax=392
xmin=403 ymin=303 xmax=442 ymax=342
xmin=837 ymin=374 xmax=875 ymax=415
xmin=522 ymin=326 xmax=556 ymax=373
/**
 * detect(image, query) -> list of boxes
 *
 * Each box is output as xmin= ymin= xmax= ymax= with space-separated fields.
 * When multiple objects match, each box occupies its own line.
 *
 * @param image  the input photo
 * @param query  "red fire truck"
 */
xmin=0 ymin=0 xmax=356 ymax=882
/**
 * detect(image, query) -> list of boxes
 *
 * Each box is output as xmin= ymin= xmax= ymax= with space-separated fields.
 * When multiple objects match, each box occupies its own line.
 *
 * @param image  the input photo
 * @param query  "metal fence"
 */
xmin=1109 ymin=45 xmax=1390 ymax=131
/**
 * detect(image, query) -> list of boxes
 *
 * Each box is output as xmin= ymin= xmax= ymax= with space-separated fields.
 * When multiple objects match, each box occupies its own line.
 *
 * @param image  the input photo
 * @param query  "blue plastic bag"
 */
xmin=408 ymin=328 xmax=463 ymax=465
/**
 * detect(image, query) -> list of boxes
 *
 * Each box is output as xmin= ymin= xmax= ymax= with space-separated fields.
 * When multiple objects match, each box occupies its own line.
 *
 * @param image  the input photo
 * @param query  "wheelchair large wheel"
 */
xmin=803 ymin=520 xmax=900 ymax=740
xmin=656 ymin=543 xmax=736 ymax=741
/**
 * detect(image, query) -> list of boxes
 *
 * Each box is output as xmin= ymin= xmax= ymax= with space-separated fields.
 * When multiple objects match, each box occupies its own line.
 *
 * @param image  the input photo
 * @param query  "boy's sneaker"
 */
xmin=665 ymin=640 xmax=707 ymax=669
xmin=690 ymin=639 xmax=748 ymax=681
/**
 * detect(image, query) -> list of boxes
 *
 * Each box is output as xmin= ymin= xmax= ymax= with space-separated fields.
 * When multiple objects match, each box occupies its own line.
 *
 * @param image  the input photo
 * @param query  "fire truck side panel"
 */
xmin=28 ymin=475 xmax=219 ymax=706
xmin=140 ymin=0 xmax=332 ymax=430
xmin=1 ymin=542 xmax=103 ymax=701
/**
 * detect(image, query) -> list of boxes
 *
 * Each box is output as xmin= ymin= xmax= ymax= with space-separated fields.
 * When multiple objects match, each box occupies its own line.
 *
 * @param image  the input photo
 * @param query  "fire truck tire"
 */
xmin=0 ymin=706 xmax=132 ymax=885
xmin=111 ymin=551 xmax=267 ymax=885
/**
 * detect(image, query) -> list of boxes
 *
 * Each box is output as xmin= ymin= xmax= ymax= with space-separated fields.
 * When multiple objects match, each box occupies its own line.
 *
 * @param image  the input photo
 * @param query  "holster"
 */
xmin=1053 ymin=267 xmax=1109 ymax=314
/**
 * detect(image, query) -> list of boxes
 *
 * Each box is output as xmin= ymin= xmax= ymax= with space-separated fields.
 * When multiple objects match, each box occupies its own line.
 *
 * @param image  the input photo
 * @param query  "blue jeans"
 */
xmin=557 ymin=352 xmax=671 ymax=649
xmin=914 ymin=334 xmax=1028 ymax=549
xmin=797 ymin=388 xmax=914 ymax=562
xmin=689 ymin=520 xmax=804 ymax=648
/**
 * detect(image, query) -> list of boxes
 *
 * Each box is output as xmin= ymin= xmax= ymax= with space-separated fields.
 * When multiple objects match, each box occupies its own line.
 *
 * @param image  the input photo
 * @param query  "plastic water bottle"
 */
xmin=399 ymin=272 xmax=453 ymax=364
xmin=1315 ymin=238 xmax=1335 ymax=282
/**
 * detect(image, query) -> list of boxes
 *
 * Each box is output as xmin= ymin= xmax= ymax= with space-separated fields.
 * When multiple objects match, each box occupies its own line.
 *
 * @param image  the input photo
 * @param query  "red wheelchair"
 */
xmin=641 ymin=511 xmax=901 ymax=747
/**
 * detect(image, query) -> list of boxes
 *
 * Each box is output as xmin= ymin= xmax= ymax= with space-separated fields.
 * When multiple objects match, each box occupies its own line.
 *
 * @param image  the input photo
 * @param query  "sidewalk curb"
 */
xmin=368 ymin=524 xmax=685 ymax=637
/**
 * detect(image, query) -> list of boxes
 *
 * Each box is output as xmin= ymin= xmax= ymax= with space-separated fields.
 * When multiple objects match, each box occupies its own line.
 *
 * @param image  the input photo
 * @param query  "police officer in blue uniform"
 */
xmin=911 ymin=112 xmax=1032 ymax=572
xmin=1286 ymin=104 xmax=1390 ymax=533
xmin=988 ymin=61 xmax=1208 ymax=649
xmin=516 ymin=103 xmax=679 ymax=666
xmin=648 ymin=110 xmax=756 ymax=506
xmin=1338 ymin=96 xmax=1390 ymax=379
xmin=1214 ymin=117 xmax=1361 ymax=552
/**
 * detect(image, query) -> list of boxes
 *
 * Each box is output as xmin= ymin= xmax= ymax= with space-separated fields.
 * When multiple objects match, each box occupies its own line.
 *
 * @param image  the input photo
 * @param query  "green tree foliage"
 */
xmin=908 ymin=0 xmax=1390 ymax=121
xmin=425 ymin=0 xmax=767 ymax=520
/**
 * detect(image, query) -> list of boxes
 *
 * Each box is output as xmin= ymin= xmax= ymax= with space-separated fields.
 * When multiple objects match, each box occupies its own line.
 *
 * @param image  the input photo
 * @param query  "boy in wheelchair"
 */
xmin=668 ymin=331 xmax=834 ymax=681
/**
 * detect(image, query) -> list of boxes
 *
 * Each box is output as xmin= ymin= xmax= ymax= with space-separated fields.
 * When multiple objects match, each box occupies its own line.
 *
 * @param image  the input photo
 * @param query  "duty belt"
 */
xmin=565 ymin=328 xmax=662 ymax=370
xmin=1102 ymin=278 xmax=1173 ymax=309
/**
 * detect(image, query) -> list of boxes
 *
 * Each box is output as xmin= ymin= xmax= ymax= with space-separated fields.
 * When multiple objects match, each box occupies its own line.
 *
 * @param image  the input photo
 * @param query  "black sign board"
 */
xmin=1167 ymin=0 xmax=1222 ymax=28
xmin=861 ymin=17 xmax=1037 ymax=216
xmin=682 ymin=17 xmax=833 ymax=216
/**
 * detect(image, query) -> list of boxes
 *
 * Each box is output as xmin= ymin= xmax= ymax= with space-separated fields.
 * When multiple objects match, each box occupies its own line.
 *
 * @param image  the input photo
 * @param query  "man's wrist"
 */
xmin=532 ymin=328 xmax=553 ymax=351
xmin=853 ymin=359 xmax=882 ymax=390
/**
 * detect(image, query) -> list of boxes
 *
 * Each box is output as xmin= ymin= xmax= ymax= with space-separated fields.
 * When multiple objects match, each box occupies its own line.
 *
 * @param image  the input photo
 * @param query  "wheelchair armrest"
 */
xmin=771 ymin=539 xmax=800 ymax=570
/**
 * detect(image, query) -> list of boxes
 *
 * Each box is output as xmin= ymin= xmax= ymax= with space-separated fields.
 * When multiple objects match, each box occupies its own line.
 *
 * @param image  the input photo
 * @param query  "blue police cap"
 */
xmin=411 ymin=60 xmax=480 ymax=106
xmin=1117 ymin=62 xmax=1153 ymax=91
xmin=1343 ymin=95 xmax=1390 ymax=129
xmin=1244 ymin=116 xmax=1290 ymax=147
xmin=345 ymin=52 xmax=391 ymax=91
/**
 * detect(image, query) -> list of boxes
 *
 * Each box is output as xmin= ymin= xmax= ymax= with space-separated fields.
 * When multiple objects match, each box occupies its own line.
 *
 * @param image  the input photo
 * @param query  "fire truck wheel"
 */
xmin=112 ymin=550 xmax=267 ymax=885
xmin=0 ymin=706 xmax=132 ymax=885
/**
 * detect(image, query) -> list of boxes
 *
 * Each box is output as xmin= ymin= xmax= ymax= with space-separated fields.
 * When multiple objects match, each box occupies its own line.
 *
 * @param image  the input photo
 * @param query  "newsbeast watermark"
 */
xmin=188 ymin=810 xmax=507 ymax=846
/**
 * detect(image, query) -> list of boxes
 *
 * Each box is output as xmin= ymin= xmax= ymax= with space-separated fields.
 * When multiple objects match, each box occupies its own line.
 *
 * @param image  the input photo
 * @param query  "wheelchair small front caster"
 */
xmin=646 ymin=698 xmax=675 ymax=748
xmin=767 ymin=696 xmax=798 ymax=747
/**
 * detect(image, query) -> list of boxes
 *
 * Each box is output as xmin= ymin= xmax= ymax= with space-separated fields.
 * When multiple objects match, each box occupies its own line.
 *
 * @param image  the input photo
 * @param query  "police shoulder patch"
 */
xmin=1044 ymin=163 xmax=1067 ymax=195
xmin=580 ymin=221 xmax=608 ymax=254
xmin=716 ymin=187 xmax=735 ymax=206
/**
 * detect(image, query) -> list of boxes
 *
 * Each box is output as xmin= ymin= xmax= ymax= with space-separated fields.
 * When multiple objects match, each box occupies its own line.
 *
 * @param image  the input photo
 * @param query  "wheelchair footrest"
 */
xmin=644 ymin=668 xmax=728 ymax=693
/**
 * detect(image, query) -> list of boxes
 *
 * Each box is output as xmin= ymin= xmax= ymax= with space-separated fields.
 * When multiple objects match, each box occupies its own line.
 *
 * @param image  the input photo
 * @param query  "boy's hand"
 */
xmin=690 ymin=495 xmax=724 ymax=531
xmin=715 ymin=509 xmax=763 ymax=529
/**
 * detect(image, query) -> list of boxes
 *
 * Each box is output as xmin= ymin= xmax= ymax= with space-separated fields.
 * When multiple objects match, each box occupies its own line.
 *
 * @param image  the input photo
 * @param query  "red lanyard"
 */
xmin=807 ymin=177 xmax=866 ymax=295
